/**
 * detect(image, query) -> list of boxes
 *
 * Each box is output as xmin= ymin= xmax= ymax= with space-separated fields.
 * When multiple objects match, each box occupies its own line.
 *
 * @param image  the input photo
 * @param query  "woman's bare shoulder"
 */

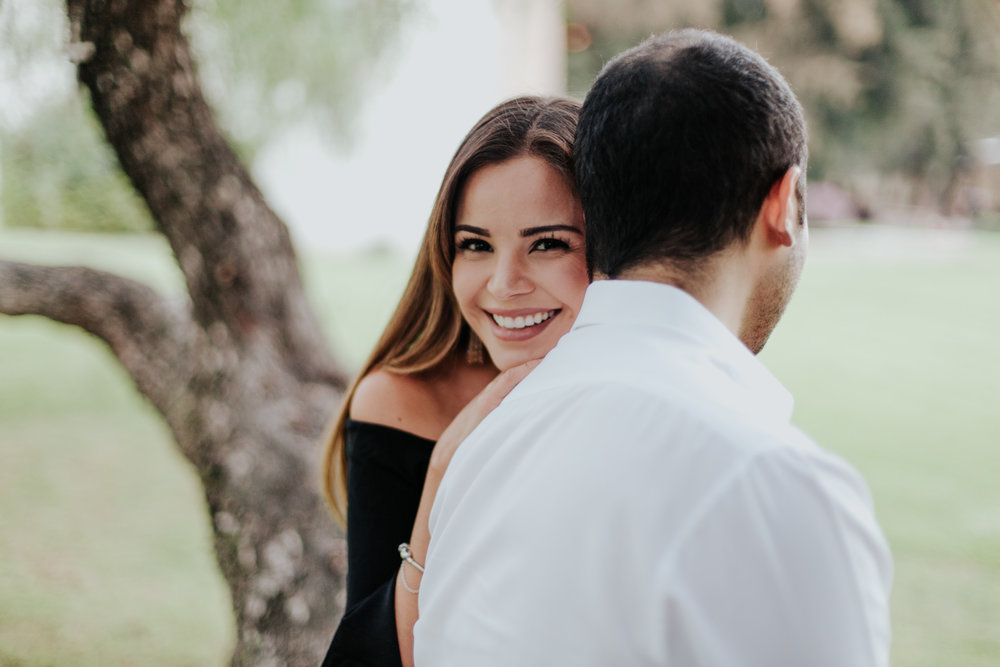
xmin=350 ymin=369 xmax=443 ymax=440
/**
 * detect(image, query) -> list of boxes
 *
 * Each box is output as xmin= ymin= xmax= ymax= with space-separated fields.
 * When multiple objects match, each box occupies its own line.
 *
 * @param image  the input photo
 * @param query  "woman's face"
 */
xmin=451 ymin=155 xmax=589 ymax=371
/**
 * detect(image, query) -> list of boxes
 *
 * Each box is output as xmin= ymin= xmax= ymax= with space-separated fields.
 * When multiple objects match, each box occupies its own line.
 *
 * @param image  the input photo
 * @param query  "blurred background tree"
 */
xmin=0 ymin=0 xmax=412 ymax=234
xmin=566 ymin=0 xmax=1000 ymax=221
xmin=0 ymin=0 xmax=412 ymax=662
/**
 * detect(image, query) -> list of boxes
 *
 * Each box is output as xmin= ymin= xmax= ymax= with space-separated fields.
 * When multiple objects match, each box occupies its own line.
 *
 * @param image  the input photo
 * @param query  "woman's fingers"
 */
xmin=430 ymin=359 xmax=543 ymax=471
xmin=478 ymin=358 xmax=542 ymax=411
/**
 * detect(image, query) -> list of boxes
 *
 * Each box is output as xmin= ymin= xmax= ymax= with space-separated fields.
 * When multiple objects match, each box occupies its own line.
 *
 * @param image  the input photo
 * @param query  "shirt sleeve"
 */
xmin=661 ymin=447 xmax=893 ymax=666
xmin=322 ymin=420 xmax=434 ymax=667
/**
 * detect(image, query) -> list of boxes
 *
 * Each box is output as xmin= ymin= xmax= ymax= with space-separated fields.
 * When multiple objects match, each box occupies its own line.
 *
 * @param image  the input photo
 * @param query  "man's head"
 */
xmin=576 ymin=29 xmax=807 ymax=273
xmin=575 ymin=29 xmax=808 ymax=351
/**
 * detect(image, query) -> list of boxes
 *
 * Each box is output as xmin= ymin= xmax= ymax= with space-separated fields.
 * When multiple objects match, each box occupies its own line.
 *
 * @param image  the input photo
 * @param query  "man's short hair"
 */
xmin=575 ymin=29 xmax=808 ymax=277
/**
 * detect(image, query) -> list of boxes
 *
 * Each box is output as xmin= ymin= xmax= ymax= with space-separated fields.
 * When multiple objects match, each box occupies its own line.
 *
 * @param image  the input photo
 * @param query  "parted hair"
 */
xmin=321 ymin=95 xmax=582 ymax=525
xmin=575 ymin=29 xmax=808 ymax=278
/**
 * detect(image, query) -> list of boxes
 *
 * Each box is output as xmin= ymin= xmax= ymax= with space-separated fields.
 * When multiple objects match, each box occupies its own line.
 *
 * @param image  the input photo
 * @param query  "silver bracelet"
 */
xmin=398 ymin=542 xmax=424 ymax=594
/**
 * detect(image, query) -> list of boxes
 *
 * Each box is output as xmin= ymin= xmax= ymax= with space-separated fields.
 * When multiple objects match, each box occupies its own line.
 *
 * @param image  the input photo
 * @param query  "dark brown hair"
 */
xmin=576 ymin=29 xmax=808 ymax=277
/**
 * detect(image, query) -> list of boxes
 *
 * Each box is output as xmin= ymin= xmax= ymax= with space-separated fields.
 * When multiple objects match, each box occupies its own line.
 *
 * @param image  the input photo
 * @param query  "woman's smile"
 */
xmin=488 ymin=308 xmax=558 ymax=330
xmin=482 ymin=308 xmax=561 ymax=341
xmin=451 ymin=155 xmax=589 ymax=371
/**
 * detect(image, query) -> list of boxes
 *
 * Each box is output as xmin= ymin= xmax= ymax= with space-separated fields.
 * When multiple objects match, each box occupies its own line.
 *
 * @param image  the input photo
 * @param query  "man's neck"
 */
xmin=613 ymin=248 xmax=754 ymax=342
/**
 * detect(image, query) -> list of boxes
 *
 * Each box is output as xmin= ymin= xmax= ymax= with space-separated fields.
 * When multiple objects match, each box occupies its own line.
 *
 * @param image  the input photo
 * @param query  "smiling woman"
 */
xmin=451 ymin=155 xmax=588 ymax=371
xmin=319 ymin=95 xmax=587 ymax=666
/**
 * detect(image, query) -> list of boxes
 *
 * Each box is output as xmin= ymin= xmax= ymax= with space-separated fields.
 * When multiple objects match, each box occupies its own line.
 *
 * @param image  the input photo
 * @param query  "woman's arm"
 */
xmin=323 ymin=371 xmax=443 ymax=667
xmin=394 ymin=360 xmax=539 ymax=667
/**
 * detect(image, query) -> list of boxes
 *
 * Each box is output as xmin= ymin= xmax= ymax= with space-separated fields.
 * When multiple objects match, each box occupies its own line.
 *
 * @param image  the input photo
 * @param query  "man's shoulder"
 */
xmin=494 ymin=360 xmax=859 ymax=509
xmin=505 ymin=356 xmax=789 ymax=437
xmin=739 ymin=427 xmax=875 ymax=507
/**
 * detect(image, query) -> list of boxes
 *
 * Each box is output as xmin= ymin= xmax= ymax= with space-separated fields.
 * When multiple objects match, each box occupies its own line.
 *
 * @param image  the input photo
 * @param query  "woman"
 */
xmin=321 ymin=96 xmax=588 ymax=666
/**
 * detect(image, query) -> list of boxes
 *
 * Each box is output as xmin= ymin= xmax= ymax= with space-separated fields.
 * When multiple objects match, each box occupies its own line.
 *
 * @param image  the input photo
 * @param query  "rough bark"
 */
xmin=0 ymin=1 xmax=350 ymax=663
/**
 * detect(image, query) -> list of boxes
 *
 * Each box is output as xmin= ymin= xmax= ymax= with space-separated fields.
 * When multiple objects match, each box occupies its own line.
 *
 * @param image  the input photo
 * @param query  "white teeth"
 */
xmin=491 ymin=310 xmax=556 ymax=330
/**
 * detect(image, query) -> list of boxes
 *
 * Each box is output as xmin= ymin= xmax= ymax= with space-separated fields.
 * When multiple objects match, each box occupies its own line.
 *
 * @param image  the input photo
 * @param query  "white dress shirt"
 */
xmin=414 ymin=280 xmax=893 ymax=667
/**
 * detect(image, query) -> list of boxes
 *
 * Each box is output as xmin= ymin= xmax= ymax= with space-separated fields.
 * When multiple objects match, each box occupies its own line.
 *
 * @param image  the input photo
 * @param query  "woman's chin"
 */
xmin=479 ymin=312 xmax=576 ymax=371
xmin=484 ymin=339 xmax=556 ymax=372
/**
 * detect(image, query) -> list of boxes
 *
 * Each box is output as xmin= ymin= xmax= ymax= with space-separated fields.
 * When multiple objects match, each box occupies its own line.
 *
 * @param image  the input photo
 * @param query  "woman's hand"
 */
xmin=429 ymin=359 xmax=541 ymax=474
xmin=396 ymin=358 xmax=540 ymax=667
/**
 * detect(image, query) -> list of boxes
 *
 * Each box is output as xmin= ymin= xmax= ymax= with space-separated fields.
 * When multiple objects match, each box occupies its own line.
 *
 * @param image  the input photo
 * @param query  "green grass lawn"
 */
xmin=1 ymin=225 xmax=998 ymax=665
xmin=761 ymin=225 xmax=1000 ymax=666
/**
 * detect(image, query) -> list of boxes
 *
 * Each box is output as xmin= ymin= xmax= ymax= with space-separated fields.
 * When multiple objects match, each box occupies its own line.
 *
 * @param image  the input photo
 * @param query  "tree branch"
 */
xmin=0 ymin=258 xmax=197 ymax=413
xmin=67 ymin=0 xmax=346 ymax=387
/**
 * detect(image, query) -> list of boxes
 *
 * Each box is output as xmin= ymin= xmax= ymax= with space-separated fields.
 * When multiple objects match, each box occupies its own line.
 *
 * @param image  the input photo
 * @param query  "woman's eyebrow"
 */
xmin=454 ymin=225 xmax=490 ymax=236
xmin=521 ymin=225 xmax=584 ymax=237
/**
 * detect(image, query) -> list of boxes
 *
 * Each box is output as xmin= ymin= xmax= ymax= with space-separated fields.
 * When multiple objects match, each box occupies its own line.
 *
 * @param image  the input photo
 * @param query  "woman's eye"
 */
xmin=532 ymin=237 xmax=570 ymax=252
xmin=456 ymin=237 xmax=492 ymax=253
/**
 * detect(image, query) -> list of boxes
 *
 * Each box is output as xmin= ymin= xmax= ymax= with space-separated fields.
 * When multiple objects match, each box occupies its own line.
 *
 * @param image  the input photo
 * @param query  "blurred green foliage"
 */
xmin=567 ymin=0 xmax=1000 ymax=209
xmin=187 ymin=0 xmax=415 ymax=155
xmin=0 ymin=97 xmax=154 ymax=232
xmin=3 ymin=0 xmax=997 ymax=232
xmin=0 ymin=0 xmax=412 ymax=233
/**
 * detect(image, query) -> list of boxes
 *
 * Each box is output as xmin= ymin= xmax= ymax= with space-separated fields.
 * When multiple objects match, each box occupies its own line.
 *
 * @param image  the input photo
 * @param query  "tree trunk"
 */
xmin=0 ymin=1 xmax=350 ymax=663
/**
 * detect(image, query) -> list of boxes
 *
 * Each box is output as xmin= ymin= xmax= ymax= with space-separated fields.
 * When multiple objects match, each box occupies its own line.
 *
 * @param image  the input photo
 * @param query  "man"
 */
xmin=413 ymin=29 xmax=892 ymax=666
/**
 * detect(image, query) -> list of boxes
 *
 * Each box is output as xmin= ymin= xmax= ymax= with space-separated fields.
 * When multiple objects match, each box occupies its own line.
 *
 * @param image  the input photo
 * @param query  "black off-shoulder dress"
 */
xmin=322 ymin=419 xmax=435 ymax=667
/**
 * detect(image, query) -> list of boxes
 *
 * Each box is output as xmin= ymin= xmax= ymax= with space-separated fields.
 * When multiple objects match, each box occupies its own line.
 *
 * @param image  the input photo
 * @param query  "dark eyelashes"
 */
xmin=531 ymin=236 xmax=571 ymax=251
xmin=454 ymin=235 xmax=576 ymax=253
xmin=456 ymin=237 xmax=492 ymax=252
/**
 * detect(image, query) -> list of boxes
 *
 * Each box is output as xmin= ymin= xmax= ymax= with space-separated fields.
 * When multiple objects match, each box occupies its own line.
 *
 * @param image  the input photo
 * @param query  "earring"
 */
xmin=466 ymin=333 xmax=484 ymax=365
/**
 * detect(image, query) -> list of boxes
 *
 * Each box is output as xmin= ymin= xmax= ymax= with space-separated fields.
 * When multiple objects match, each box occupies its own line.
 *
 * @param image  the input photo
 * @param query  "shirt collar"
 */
xmin=572 ymin=279 xmax=795 ymax=422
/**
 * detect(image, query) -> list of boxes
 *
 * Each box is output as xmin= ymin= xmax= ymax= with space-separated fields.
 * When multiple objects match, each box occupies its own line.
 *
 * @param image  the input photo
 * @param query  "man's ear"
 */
xmin=758 ymin=166 xmax=801 ymax=248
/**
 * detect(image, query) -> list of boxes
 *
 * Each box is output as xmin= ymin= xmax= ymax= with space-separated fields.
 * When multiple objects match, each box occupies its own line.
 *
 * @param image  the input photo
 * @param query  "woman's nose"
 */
xmin=487 ymin=254 xmax=534 ymax=299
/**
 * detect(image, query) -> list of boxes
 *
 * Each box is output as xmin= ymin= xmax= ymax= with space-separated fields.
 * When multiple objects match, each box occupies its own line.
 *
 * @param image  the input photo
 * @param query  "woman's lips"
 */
xmin=490 ymin=309 xmax=557 ymax=330
xmin=483 ymin=308 xmax=560 ymax=341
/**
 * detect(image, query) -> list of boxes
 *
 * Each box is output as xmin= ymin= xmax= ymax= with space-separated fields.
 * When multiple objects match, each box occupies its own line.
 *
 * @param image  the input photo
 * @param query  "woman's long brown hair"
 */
xmin=321 ymin=95 xmax=582 ymax=525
